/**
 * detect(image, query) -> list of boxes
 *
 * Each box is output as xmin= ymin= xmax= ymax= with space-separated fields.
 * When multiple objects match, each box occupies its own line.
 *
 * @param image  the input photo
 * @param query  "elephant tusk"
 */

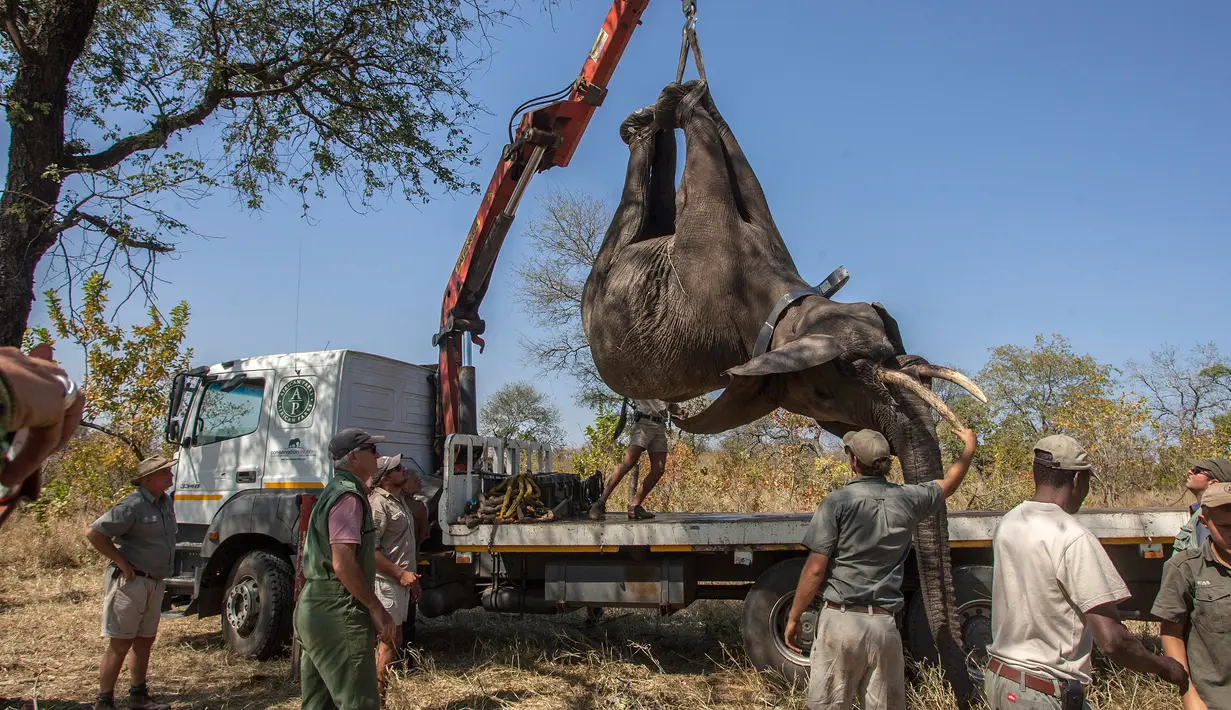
xmin=878 ymin=369 xmax=967 ymax=432
xmin=912 ymin=365 xmax=988 ymax=404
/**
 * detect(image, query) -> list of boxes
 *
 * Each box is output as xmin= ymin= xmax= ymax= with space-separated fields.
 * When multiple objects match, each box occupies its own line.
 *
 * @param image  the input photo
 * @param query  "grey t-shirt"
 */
xmin=91 ymin=487 xmax=177 ymax=578
xmin=802 ymin=476 xmax=944 ymax=613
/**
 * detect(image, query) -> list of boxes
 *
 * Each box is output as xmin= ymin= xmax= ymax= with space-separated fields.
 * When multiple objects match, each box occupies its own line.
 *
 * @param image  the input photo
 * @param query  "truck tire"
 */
xmin=221 ymin=550 xmax=294 ymax=660
xmin=906 ymin=564 xmax=994 ymax=678
xmin=741 ymin=557 xmax=811 ymax=688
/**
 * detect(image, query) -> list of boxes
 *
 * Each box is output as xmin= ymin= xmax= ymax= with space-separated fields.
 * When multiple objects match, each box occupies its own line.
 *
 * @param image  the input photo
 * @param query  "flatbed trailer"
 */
xmin=416 ymin=436 xmax=1187 ymax=684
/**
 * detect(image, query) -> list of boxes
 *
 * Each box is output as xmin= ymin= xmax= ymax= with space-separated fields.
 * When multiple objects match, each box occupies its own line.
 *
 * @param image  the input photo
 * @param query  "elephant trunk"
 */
xmin=884 ymin=385 xmax=977 ymax=706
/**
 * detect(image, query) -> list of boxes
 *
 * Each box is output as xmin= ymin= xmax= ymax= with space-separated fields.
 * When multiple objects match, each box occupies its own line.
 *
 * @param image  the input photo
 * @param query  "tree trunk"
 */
xmin=0 ymin=0 xmax=100 ymax=346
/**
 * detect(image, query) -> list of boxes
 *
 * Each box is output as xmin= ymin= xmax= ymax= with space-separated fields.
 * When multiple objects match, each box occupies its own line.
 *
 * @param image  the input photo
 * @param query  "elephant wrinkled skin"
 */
xmin=581 ymin=80 xmax=981 ymax=703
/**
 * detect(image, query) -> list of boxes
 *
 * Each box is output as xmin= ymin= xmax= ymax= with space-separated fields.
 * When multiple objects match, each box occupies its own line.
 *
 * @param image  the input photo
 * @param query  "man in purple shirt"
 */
xmin=293 ymin=428 xmax=393 ymax=710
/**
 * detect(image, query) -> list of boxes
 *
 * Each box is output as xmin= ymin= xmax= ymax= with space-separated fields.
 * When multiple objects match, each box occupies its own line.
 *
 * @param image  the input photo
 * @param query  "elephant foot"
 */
xmin=653 ymin=79 xmax=707 ymax=131
xmin=619 ymin=106 xmax=657 ymax=146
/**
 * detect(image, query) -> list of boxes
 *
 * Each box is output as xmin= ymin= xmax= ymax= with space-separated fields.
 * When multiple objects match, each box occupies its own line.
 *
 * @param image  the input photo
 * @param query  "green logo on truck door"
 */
xmin=276 ymin=379 xmax=316 ymax=423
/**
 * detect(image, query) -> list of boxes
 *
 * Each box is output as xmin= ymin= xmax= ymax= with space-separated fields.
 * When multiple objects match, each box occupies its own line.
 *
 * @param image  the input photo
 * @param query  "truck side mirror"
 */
xmin=165 ymin=374 xmax=186 ymax=444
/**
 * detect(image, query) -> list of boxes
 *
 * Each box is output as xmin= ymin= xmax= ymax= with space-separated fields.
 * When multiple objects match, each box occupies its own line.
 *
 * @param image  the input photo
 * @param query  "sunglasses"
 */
xmin=1190 ymin=468 xmax=1212 ymax=476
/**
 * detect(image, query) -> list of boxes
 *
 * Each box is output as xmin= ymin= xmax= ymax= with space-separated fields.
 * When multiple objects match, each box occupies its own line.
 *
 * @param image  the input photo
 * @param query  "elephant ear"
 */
xmin=725 ymin=334 xmax=843 ymax=378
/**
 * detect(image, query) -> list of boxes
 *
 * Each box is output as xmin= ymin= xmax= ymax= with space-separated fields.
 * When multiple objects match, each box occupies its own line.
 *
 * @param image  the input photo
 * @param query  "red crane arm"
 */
xmin=434 ymin=0 xmax=651 ymax=441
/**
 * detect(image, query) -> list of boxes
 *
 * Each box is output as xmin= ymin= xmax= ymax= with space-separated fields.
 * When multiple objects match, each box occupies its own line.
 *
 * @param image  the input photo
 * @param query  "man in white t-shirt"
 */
xmin=588 ymin=398 xmax=682 ymax=521
xmin=985 ymin=434 xmax=1188 ymax=709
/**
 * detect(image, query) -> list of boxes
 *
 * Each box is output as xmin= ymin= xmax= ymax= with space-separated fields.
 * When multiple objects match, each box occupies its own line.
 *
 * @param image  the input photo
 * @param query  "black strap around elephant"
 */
xmin=751 ymin=266 xmax=851 ymax=359
xmin=675 ymin=0 xmax=706 ymax=83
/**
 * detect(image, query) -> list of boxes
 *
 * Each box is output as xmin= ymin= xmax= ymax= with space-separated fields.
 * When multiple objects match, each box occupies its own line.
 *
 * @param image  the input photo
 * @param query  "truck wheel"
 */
xmin=906 ymin=564 xmax=994 ymax=679
xmin=221 ymin=550 xmax=294 ymax=660
xmin=741 ymin=557 xmax=813 ymax=688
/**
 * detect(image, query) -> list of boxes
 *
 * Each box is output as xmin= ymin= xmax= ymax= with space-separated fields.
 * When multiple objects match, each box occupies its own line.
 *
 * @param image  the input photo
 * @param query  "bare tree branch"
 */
xmin=80 ymin=420 xmax=145 ymax=459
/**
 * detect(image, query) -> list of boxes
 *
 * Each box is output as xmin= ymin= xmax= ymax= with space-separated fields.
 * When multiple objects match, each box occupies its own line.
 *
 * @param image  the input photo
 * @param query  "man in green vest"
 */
xmin=294 ymin=428 xmax=396 ymax=710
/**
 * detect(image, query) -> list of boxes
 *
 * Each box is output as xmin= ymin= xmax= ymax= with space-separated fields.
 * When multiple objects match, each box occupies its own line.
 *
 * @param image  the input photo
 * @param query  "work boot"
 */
xmin=629 ymin=505 xmax=655 ymax=520
xmin=127 ymin=683 xmax=171 ymax=710
xmin=588 ymin=502 xmax=606 ymax=521
xmin=94 ymin=692 xmax=117 ymax=710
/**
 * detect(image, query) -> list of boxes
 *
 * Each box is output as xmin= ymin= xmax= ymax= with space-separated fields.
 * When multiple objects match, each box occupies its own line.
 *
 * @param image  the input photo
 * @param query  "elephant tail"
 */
xmin=611 ymin=398 xmax=630 ymax=442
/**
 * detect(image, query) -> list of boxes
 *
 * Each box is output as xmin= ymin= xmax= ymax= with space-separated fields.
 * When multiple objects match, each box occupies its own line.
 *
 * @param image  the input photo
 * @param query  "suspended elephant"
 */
xmin=581 ymin=79 xmax=985 ymax=700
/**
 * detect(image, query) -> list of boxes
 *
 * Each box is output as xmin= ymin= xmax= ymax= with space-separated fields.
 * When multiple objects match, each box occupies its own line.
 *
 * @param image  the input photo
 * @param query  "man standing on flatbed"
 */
xmin=784 ymin=427 xmax=977 ymax=709
xmin=589 ymin=399 xmax=683 ymax=521
xmin=984 ymin=435 xmax=1188 ymax=709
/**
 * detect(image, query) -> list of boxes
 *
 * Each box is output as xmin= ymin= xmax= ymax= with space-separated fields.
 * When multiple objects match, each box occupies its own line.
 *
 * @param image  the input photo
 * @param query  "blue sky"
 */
xmin=22 ymin=1 xmax=1231 ymax=445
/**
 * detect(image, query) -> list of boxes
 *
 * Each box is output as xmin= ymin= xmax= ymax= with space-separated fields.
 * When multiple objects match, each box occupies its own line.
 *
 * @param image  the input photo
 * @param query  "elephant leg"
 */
xmin=593 ymin=107 xmax=661 ymax=262
xmin=653 ymin=81 xmax=743 ymax=236
xmin=642 ymin=127 xmax=677 ymax=240
xmin=696 ymin=88 xmax=776 ymax=228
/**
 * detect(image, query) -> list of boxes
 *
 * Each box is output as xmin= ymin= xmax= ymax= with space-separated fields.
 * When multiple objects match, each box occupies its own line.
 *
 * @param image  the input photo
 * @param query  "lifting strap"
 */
xmin=675 ymin=0 xmax=706 ymax=83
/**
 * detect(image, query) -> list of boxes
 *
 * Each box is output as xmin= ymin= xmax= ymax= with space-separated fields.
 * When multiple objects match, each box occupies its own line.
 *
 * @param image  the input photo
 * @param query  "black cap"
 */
xmin=1190 ymin=458 xmax=1231 ymax=483
xmin=329 ymin=428 xmax=385 ymax=460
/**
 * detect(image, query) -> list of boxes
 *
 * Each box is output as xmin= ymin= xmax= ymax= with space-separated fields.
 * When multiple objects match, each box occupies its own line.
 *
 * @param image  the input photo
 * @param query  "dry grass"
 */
xmin=0 ymin=545 xmax=1184 ymax=708
xmin=1 ymin=499 xmax=1188 ymax=710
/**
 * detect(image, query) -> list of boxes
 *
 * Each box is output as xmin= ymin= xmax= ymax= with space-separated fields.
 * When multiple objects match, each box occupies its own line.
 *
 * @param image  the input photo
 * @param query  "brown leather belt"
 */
xmin=823 ymin=600 xmax=892 ymax=615
xmin=987 ymin=658 xmax=1061 ymax=698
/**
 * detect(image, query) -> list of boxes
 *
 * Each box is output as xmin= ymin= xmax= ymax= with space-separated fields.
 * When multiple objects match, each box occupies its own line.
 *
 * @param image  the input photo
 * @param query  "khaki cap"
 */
xmin=1033 ymin=434 xmax=1091 ymax=471
xmin=131 ymin=454 xmax=174 ymax=485
xmin=373 ymin=453 xmax=402 ymax=485
xmin=1203 ymin=482 xmax=1231 ymax=509
xmin=843 ymin=430 xmax=891 ymax=466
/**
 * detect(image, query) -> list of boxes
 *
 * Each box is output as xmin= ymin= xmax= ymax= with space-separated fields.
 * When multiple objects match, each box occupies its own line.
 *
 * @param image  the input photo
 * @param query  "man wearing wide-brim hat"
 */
xmin=84 ymin=454 xmax=177 ymax=710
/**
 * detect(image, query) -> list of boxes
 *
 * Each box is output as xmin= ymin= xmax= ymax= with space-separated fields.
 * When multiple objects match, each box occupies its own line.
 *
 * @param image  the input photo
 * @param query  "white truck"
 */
xmin=163 ymin=348 xmax=1186 ymax=684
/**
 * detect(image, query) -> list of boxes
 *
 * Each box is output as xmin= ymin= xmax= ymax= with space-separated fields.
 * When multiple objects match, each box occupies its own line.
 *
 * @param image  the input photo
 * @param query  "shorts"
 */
xmin=375 ymin=576 xmax=410 ymax=626
xmin=101 ymin=572 xmax=165 ymax=639
xmin=628 ymin=418 xmax=668 ymax=453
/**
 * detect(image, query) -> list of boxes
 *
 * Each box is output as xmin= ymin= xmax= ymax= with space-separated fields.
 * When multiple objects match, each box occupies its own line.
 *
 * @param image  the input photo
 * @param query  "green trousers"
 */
xmin=294 ymin=583 xmax=380 ymax=710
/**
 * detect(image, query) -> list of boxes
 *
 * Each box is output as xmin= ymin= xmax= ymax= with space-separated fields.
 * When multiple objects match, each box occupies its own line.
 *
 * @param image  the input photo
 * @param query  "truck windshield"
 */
xmin=195 ymin=378 xmax=265 ymax=446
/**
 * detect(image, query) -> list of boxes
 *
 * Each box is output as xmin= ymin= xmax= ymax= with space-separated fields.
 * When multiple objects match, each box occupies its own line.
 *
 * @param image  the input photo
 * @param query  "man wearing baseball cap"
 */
xmin=293 ymin=428 xmax=394 ymax=710
xmin=1153 ymin=480 xmax=1231 ymax=710
xmin=985 ymin=435 xmax=1188 ymax=709
xmin=1172 ymin=458 xmax=1231 ymax=556
xmin=368 ymin=454 xmax=421 ymax=701
xmin=84 ymin=454 xmax=177 ymax=710
xmin=783 ymin=426 xmax=977 ymax=709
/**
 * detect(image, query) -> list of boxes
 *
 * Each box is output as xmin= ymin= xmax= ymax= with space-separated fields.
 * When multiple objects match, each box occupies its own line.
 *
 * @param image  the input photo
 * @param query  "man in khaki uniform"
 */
xmin=370 ymin=454 xmax=421 ymax=700
xmin=84 ymin=455 xmax=177 ymax=710
xmin=588 ymin=399 xmax=682 ymax=521
xmin=399 ymin=466 xmax=429 ymax=655
xmin=1153 ymin=480 xmax=1231 ymax=710
xmin=784 ymin=427 xmax=976 ymax=710
xmin=985 ymin=435 xmax=1188 ymax=709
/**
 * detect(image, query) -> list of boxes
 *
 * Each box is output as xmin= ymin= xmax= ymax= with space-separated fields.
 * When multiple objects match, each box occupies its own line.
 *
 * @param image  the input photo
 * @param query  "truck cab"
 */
xmin=162 ymin=349 xmax=438 ymax=658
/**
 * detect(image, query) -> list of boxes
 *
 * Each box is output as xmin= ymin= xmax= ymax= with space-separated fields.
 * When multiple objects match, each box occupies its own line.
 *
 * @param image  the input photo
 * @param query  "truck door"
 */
xmin=179 ymin=371 xmax=274 ymax=508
